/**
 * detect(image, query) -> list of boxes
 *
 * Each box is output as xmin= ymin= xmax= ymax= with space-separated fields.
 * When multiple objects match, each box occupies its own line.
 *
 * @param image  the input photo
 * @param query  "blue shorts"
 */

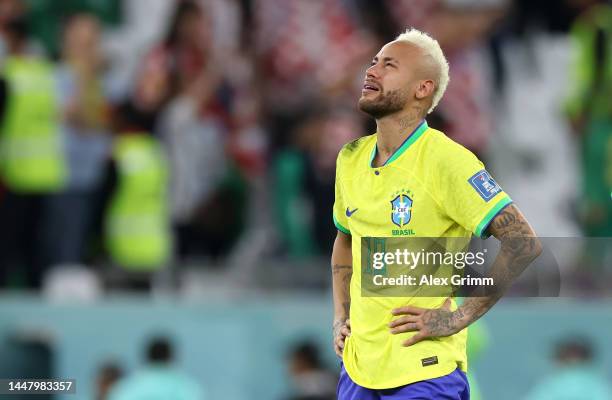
xmin=337 ymin=364 xmax=470 ymax=400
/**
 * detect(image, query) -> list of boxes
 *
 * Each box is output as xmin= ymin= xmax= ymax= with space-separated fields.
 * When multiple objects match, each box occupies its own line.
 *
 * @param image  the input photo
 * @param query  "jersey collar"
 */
xmin=369 ymin=120 xmax=428 ymax=168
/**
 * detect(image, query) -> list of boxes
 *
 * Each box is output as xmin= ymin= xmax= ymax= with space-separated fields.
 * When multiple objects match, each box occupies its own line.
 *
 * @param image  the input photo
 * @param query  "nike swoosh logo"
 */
xmin=346 ymin=207 xmax=358 ymax=217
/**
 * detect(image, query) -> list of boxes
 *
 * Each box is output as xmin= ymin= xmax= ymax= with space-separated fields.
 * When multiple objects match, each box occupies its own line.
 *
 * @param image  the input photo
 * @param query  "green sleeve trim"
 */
xmin=475 ymin=196 xmax=513 ymax=239
xmin=333 ymin=214 xmax=350 ymax=235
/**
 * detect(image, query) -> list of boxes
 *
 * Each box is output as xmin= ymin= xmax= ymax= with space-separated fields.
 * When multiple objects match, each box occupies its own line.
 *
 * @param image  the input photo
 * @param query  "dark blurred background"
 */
xmin=0 ymin=0 xmax=611 ymax=399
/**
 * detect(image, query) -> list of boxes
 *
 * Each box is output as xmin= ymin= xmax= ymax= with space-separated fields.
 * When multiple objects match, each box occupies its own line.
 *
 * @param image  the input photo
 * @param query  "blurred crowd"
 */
xmin=0 ymin=0 xmax=610 ymax=290
xmin=93 ymin=333 xmax=612 ymax=400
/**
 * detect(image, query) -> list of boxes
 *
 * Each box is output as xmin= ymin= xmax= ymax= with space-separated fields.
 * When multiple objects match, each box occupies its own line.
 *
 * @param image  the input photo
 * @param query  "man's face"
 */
xmin=358 ymin=41 xmax=422 ymax=119
xmin=65 ymin=16 xmax=100 ymax=56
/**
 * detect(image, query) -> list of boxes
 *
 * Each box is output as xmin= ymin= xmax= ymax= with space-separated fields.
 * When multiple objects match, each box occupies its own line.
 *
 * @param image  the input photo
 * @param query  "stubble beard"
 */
xmin=358 ymin=87 xmax=410 ymax=120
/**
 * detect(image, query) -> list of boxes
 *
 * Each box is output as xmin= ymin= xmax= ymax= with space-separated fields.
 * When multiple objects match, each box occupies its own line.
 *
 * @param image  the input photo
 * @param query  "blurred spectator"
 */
xmin=95 ymin=362 xmax=123 ymax=400
xmin=159 ymin=95 xmax=251 ymax=261
xmin=286 ymin=341 xmax=337 ymax=400
xmin=0 ymin=0 xmax=25 ymax=25
xmin=103 ymin=104 xmax=171 ymax=273
xmin=253 ymin=0 xmax=376 ymax=150
xmin=149 ymin=0 xmax=251 ymax=261
xmin=134 ymin=0 xmax=232 ymax=132
xmin=87 ymin=3 xmax=176 ymax=272
xmin=524 ymin=336 xmax=612 ymax=400
xmin=0 ymin=0 xmax=44 ymax=57
xmin=564 ymin=0 xmax=612 ymax=237
xmin=159 ymin=90 xmax=227 ymax=255
xmin=381 ymin=0 xmax=507 ymax=156
xmin=20 ymin=0 xmax=121 ymax=58
xmin=109 ymin=336 xmax=204 ymax=400
xmin=0 ymin=9 xmax=65 ymax=288
xmin=273 ymin=110 xmax=364 ymax=257
xmin=42 ymin=13 xmax=112 ymax=267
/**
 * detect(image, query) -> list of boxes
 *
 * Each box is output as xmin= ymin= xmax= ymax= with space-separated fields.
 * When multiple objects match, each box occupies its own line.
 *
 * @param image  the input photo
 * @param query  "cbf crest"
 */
xmin=390 ymin=189 xmax=414 ymax=227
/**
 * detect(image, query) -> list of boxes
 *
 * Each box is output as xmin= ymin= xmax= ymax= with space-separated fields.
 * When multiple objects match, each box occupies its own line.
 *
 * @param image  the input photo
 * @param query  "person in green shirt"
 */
xmin=525 ymin=336 xmax=612 ymax=400
xmin=108 ymin=337 xmax=205 ymax=400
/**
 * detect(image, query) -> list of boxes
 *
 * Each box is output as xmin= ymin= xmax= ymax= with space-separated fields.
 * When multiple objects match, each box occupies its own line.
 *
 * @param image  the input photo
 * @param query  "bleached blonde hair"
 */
xmin=395 ymin=28 xmax=449 ymax=114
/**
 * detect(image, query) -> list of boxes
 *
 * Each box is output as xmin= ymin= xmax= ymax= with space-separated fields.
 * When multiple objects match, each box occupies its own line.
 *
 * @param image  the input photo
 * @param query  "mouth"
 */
xmin=362 ymin=82 xmax=380 ymax=94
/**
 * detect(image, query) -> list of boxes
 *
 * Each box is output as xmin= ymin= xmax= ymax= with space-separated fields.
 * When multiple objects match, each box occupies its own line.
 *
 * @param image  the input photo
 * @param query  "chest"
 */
xmin=341 ymin=166 xmax=445 ymax=237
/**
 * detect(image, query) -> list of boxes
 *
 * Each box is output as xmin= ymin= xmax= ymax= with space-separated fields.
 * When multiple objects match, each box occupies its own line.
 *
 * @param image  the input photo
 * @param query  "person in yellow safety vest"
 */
xmin=0 ymin=55 xmax=65 ymax=191
xmin=0 ymin=15 xmax=66 ymax=288
xmin=105 ymin=130 xmax=171 ymax=272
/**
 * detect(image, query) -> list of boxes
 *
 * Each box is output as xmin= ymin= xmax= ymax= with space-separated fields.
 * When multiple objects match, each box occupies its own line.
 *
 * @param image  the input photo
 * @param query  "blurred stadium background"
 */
xmin=0 ymin=0 xmax=611 ymax=399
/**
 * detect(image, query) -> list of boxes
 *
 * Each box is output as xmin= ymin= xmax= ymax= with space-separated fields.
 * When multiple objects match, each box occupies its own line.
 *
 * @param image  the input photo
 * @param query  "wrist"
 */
xmin=333 ymin=315 xmax=348 ymax=324
xmin=452 ymin=309 xmax=470 ymax=331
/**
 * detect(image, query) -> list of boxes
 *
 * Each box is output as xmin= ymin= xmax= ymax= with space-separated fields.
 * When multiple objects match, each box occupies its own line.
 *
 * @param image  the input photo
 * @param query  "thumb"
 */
xmin=442 ymin=298 xmax=452 ymax=311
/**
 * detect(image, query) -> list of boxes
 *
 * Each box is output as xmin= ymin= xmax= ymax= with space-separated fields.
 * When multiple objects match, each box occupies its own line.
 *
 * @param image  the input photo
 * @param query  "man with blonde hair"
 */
xmin=331 ymin=29 xmax=541 ymax=399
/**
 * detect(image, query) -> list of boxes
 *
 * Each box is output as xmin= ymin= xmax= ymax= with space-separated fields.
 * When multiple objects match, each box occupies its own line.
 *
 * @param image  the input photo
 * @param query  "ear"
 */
xmin=415 ymin=79 xmax=435 ymax=100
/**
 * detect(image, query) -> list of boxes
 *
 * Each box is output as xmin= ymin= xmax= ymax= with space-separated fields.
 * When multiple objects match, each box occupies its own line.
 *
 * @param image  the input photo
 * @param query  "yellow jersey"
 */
xmin=333 ymin=120 xmax=512 ymax=389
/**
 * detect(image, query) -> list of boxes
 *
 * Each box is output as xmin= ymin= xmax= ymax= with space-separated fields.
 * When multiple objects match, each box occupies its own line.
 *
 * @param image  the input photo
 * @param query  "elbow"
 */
xmin=525 ymin=236 xmax=544 ymax=263
xmin=534 ymin=237 xmax=544 ymax=257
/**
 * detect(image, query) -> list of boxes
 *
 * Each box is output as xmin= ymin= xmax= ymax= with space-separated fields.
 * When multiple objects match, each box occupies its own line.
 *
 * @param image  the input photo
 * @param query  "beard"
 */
xmin=358 ymin=87 xmax=410 ymax=119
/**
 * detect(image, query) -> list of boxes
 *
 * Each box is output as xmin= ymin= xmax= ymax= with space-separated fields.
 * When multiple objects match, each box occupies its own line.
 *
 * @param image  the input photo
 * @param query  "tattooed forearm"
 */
xmin=332 ymin=264 xmax=352 ymax=275
xmin=331 ymin=232 xmax=352 ymax=351
xmin=456 ymin=204 xmax=542 ymax=327
xmin=391 ymin=206 xmax=542 ymax=346
xmin=342 ymin=301 xmax=350 ymax=317
xmin=332 ymin=263 xmax=352 ymax=319
xmin=332 ymin=264 xmax=353 ymax=290
xmin=489 ymin=205 xmax=542 ymax=289
xmin=454 ymin=297 xmax=497 ymax=330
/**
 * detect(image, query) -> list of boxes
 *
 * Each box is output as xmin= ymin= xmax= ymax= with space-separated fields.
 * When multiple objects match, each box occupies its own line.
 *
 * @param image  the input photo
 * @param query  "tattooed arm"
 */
xmin=332 ymin=230 xmax=353 ymax=357
xmin=389 ymin=204 xmax=543 ymax=346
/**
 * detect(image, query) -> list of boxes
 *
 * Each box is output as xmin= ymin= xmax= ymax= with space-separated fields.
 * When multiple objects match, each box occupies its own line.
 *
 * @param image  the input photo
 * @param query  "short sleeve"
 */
xmin=437 ymin=145 xmax=512 ymax=238
xmin=333 ymin=153 xmax=350 ymax=235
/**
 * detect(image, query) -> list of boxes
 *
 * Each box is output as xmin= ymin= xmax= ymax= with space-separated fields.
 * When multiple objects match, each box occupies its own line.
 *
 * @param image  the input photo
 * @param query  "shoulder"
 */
xmin=422 ymin=127 xmax=481 ymax=166
xmin=337 ymin=134 xmax=375 ymax=164
xmin=107 ymin=377 xmax=136 ymax=400
xmin=166 ymin=370 xmax=204 ymax=398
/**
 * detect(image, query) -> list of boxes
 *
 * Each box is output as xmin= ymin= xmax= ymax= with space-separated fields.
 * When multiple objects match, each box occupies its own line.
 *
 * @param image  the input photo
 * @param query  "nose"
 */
xmin=366 ymin=63 xmax=380 ymax=79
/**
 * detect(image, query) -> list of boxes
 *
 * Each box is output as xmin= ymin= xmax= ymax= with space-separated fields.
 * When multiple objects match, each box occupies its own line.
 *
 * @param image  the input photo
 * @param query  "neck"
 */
xmin=375 ymin=107 xmax=423 ymax=157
